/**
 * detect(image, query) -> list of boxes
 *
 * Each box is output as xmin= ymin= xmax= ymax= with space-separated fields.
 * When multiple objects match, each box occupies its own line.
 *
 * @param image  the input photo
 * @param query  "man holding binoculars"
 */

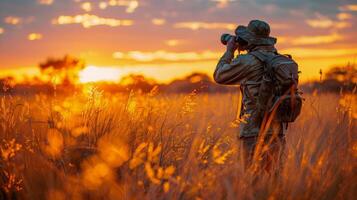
xmin=214 ymin=19 xmax=301 ymax=169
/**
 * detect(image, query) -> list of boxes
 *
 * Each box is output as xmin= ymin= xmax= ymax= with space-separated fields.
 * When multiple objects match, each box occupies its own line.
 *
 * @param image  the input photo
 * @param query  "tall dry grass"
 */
xmin=0 ymin=86 xmax=356 ymax=200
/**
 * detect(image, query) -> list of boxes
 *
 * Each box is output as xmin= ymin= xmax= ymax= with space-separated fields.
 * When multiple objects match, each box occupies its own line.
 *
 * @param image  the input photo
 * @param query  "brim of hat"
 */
xmin=235 ymin=25 xmax=276 ymax=46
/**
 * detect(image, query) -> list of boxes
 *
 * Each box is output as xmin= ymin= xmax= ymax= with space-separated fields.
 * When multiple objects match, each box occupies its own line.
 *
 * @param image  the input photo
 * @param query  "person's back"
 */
xmin=214 ymin=19 xmax=295 ymax=169
xmin=214 ymin=20 xmax=284 ymax=138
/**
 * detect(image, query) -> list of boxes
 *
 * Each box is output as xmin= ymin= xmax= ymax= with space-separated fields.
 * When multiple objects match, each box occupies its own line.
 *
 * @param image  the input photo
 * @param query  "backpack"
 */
xmin=250 ymin=50 xmax=303 ymax=123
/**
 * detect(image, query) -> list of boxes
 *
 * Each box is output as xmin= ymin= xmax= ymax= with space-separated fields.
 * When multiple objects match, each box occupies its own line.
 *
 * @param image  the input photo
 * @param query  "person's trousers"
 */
xmin=239 ymin=135 xmax=286 ymax=172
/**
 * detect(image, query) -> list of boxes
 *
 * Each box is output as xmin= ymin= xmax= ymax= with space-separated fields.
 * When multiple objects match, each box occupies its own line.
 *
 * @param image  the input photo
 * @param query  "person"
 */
xmin=213 ymin=19 xmax=287 ymax=171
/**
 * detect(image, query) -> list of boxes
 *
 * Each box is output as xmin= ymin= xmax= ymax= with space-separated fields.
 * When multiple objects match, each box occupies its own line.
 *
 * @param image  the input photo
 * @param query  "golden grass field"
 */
xmin=0 ymin=87 xmax=356 ymax=200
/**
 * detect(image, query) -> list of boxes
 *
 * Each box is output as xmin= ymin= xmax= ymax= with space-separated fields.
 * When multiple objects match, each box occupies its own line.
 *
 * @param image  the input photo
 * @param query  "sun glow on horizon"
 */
xmin=79 ymin=66 xmax=123 ymax=83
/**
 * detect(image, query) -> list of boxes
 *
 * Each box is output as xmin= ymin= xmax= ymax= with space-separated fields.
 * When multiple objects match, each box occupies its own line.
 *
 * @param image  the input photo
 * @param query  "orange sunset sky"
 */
xmin=0 ymin=0 xmax=356 ymax=83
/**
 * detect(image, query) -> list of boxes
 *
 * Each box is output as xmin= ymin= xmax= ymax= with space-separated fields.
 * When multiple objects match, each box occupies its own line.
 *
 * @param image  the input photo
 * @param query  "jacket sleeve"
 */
xmin=213 ymin=51 xmax=255 ymax=85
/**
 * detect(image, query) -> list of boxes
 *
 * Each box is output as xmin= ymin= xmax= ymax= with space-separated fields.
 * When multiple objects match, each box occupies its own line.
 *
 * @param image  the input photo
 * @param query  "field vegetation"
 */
xmin=0 ymin=85 xmax=356 ymax=199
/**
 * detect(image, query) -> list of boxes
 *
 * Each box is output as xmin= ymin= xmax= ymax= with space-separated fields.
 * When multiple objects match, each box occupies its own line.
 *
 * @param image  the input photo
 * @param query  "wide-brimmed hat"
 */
xmin=235 ymin=19 xmax=276 ymax=46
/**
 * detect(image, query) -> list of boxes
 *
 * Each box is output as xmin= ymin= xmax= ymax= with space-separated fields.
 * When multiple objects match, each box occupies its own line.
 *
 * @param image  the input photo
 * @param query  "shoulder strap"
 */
xmin=250 ymin=51 xmax=279 ymax=86
xmin=249 ymin=51 xmax=268 ymax=63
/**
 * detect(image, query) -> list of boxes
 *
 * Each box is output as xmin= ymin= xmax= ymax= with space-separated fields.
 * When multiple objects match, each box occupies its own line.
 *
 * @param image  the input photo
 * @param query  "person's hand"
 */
xmin=226 ymin=37 xmax=238 ymax=53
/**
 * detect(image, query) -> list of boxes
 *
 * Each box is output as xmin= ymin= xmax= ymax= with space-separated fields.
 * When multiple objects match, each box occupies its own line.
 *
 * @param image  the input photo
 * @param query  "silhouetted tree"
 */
xmin=325 ymin=63 xmax=356 ymax=83
xmin=302 ymin=63 xmax=356 ymax=93
xmin=162 ymin=72 xmax=236 ymax=93
xmin=321 ymin=63 xmax=356 ymax=92
xmin=39 ymin=55 xmax=85 ymax=85
xmin=120 ymin=74 xmax=156 ymax=92
xmin=0 ymin=77 xmax=15 ymax=93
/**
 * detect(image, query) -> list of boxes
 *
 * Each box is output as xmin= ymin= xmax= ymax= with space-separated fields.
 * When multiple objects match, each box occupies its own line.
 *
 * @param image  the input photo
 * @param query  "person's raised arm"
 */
xmin=213 ymin=37 xmax=247 ymax=85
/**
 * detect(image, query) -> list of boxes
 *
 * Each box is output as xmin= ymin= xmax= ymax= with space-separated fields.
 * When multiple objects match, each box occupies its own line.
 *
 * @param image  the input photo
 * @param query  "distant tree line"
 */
xmin=301 ymin=63 xmax=356 ymax=93
xmin=0 ymin=55 xmax=355 ymax=95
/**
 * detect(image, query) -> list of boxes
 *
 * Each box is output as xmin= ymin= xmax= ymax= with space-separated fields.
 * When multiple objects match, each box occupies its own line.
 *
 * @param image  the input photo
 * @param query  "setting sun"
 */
xmin=79 ymin=66 xmax=122 ymax=83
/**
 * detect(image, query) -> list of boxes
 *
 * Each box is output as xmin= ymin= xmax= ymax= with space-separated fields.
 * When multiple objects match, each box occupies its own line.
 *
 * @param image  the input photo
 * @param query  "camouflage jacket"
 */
xmin=214 ymin=45 xmax=284 ymax=138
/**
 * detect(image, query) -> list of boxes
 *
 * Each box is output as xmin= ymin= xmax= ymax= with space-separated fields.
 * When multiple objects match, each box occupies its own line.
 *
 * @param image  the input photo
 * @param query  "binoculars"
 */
xmin=220 ymin=33 xmax=237 ymax=45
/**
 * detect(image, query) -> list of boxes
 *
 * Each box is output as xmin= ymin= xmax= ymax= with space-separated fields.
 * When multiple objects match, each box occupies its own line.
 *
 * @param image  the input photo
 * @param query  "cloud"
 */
xmin=113 ymin=47 xmax=357 ymax=63
xmin=291 ymin=33 xmax=343 ymax=45
xmin=99 ymin=2 xmax=108 ymax=9
xmin=174 ymin=21 xmax=290 ymax=31
xmin=306 ymin=13 xmax=351 ymax=29
xmin=339 ymin=4 xmax=357 ymax=11
xmin=165 ymin=40 xmax=181 ymax=47
xmin=211 ymin=0 xmax=236 ymax=8
xmin=174 ymin=22 xmax=236 ymax=30
xmin=4 ymin=16 xmax=22 ymax=25
xmin=337 ymin=13 xmax=352 ymax=20
xmin=124 ymin=0 xmax=139 ymax=13
xmin=306 ymin=18 xmax=333 ymax=28
xmin=113 ymin=51 xmax=220 ymax=62
xmin=37 ymin=0 xmax=54 ymax=5
xmin=28 ymin=33 xmax=43 ymax=41
xmin=151 ymin=18 xmax=166 ymax=26
xmin=52 ymin=14 xmax=134 ymax=28
xmin=281 ymin=47 xmax=357 ymax=58
xmin=81 ymin=2 xmax=92 ymax=12
xmin=102 ymin=0 xmax=139 ymax=13
xmin=113 ymin=52 xmax=124 ymax=59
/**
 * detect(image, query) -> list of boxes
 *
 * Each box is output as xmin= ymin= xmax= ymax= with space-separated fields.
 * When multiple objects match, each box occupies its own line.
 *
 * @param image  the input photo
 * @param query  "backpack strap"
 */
xmin=249 ymin=51 xmax=268 ymax=63
xmin=249 ymin=51 xmax=276 ymax=81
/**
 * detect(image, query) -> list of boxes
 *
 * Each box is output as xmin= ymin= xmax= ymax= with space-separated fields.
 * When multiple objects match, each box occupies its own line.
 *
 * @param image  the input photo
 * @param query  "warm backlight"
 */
xmin=79 ymin=66 xmax=122 ymax=83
